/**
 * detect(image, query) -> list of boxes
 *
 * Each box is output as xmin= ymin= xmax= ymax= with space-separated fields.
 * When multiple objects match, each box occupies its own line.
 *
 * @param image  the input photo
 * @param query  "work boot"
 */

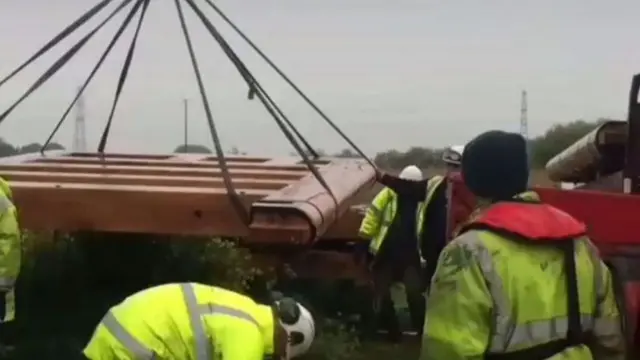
xmin=379 ymin=294 xmax=402 ymax=343
xmin=0 ymin=343 xmax=15 ymax=359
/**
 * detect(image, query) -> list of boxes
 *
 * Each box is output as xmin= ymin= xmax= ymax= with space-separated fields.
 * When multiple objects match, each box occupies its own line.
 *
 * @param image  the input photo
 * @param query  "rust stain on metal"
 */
xmin=0 ymin=152 xmax=375 ymax=243
xmin=249 ymin=159 xmax=375 ymax=245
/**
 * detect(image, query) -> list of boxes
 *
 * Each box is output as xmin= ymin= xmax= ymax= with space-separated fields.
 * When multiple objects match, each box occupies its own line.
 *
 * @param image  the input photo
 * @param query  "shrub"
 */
xmin=11 ymin=232 xmax=366 ymax=360
xmin=302 ymin=318 xmax=360 ymax=360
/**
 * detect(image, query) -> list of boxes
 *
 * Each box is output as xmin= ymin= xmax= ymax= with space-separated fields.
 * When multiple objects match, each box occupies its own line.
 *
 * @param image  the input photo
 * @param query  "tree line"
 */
xmin=0 ymin=119 xmax=609 ymax=168
xmin=0 ymin=138 xmax=65 ymax=157
xmin=174 ymin=119 xmax=609 ymax=170
xmin=372 ymin=119 xmax=609 ymax=170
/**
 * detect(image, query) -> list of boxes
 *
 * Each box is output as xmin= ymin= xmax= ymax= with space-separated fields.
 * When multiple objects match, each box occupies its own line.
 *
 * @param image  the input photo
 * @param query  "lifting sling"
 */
xmin=0 ymin=0 xmax=377 ymax=225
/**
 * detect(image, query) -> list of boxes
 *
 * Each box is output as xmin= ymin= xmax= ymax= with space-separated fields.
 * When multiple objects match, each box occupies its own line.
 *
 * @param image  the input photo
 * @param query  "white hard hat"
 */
xmin=442 ymin=145 xmax=465 ymax=166
xmin=275 ymin=298 xmax=315 ymax=359
xmin=398 ymin=165 xmax=423 ymax=181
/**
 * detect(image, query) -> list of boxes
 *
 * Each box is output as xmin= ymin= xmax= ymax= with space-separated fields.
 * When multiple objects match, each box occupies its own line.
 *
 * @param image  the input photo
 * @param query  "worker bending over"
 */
xmin=0 ymin=177 xmax=21 ymax=354
xmin=359 ymin=165 xmax=425 ymax=341
xmin=83 ymin=282 xmax=315 ymax=360
xmin=421 ymin=130 xmax=626 ymax=360
xmin=375 ymin=148 xmax=464 ymax=290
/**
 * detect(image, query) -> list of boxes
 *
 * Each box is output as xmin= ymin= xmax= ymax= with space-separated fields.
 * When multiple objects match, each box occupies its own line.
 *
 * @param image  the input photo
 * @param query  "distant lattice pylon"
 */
xmin=73 ymin=87 xmax=87 ymax=153
xmin=520 ymin=90 xmax=528 ymax=139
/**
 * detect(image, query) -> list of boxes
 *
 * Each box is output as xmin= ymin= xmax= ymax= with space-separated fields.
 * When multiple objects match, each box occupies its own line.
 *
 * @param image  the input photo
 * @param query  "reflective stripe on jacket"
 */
xmin=83 ymin=283 xmax=275 ymax=360
xmin=421 ymin=191 xmax=625 ymax=360
xmin=360 ymin=175 xmax=445 ymax=258
xmin=0 ymin=187 xmax=20 ymax=304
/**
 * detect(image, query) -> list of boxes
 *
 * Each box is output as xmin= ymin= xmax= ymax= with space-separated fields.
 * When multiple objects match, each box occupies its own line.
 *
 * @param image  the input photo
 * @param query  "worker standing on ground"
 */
xmin=358 ymin=165 xmax=425 ymax=341
xmin=0 ymin=176 xmax=21 ymax=355
xmin=421 ymin=130 xmax=626 ymax=360
xmin=375 ymin=147 xmax=467 ymax=292
xmin=83 ymin=282 xmax=315 ymax=360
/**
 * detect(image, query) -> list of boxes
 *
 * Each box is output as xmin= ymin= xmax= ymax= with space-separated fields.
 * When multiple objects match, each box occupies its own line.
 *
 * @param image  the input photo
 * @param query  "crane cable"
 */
xmin=185 ymin=0 xmax=318 ymax=160
xmin=42 ymin=0 xmax=149 ymax=154
xmin=174 ymin=0 xmax=249 ymax=224
xmin=97 ymin=0 xmax=150 ymax=153
xmin=202 ymin=0 xmax=376 ymax=169
xmin=0 ymin=0 xmax=373 ymax=226
xmin=0 ymin=0 xmax=135 ymax=126
xmin=184 ymin=0 xmax=337 ymax=206
xmin=0 ymin=0 xmax=114 ymax=89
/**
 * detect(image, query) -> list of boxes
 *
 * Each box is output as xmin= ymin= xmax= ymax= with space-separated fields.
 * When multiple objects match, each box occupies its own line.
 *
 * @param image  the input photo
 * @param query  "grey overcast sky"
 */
xmin=0 ymin=0 xmax=638 ymax=156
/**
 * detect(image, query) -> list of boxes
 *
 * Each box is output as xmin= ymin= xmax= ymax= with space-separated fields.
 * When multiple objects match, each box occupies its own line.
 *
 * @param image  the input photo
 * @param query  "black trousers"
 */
xmin=0 ymin=291 xmax=16 ymax=347
xmin=371 ymin=263 xmax=425 ymax=339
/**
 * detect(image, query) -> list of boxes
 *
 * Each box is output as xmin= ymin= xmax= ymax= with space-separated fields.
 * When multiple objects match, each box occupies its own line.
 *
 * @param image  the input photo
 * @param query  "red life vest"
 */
xmin=462 ymin=198 xmax=593 ymax=360
xmin=462 ymin=200 xmax=587 ymax=242
xmin=446 ymin=172 xmax=477 ymax=240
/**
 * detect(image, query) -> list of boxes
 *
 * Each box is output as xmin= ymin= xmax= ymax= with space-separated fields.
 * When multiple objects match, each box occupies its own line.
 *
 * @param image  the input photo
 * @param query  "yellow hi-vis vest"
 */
xmin=83 ymin=283 xmax=275 ymax=360
xmin=0 ymin=183 xmax=20 ymax=323
xmin=421 ymin=192 xmax=624 ymax=360
xmin=359 ymin=176 xmax=445 ymax=258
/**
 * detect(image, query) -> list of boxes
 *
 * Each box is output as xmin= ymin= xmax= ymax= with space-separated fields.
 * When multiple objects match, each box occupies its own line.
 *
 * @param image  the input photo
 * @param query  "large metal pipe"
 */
xmin=545 ymin=121 xmax=627 ymax=183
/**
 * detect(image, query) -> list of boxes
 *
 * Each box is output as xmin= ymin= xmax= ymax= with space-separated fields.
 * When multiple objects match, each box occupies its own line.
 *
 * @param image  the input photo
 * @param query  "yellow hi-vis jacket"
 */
xmin=83 ymin=283 xmax=276 ymax=360
xmin=0 ymin=177 xmax=20 ymax=323
xmin=359 ymin=176 xmax=445 ymax=258
xmin=421 ymin=191 xmax=625 ymax=360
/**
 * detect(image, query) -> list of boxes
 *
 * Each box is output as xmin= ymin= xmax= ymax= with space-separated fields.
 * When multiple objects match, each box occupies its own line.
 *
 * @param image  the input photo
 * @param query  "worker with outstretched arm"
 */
xmin=0 ymin=177 xmax=21 ymax=355
xmin=421 ymin=130 xmax=626 ymax=360
xmin=83 ymin=282 xmax=316 ymax=360
xmin=358 ymin=165 xmax=425 ymax=341
xmin=375 ymin=148 xmax=469 ymax=291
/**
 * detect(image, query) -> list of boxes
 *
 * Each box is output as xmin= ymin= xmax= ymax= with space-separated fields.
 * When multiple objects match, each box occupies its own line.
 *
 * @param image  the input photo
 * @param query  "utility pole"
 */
xmin=73 ymin=86 xmax=88 ymax=153
xmin=520 ymin=90 xmax=530 ymax=163
xmin=183 ymin=98 xmax=189 ymax=149
xmin=520 ymin=90 xmax=528 ymax=140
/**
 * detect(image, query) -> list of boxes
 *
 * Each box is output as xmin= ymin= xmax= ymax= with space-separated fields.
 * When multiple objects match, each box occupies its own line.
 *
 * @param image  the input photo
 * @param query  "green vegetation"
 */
xmin=371 ymin=119 xmax=608 ymax=171
xmin=12 ymin=232 xmax=380 ymax=359
xmin=0 ymin=139 xmax=65 ymax=157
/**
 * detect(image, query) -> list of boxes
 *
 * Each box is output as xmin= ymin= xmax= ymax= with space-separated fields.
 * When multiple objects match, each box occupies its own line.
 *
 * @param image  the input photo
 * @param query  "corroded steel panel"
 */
xmin=14 ymin=182 xmax=265 ymax=236
xmin=0 ymin=152 xmax=376 ymax=242
xmin=249 ymin=159 xmax=376 ymax=244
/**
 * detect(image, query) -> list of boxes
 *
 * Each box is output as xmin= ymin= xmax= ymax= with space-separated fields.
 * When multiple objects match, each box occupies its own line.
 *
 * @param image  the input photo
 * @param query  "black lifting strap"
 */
xmin=182 ymin=0 xmax=337 ymax=207
xmin=202 ymin=0 xmax=376 ymax=169
xmin=174 ymin=0 xmax=249 ymax=224
xmin=43 ymin=0 xmax=148 ymax=154
xmin=0 ymin=0 xmax=135 ymax=125
xmin=486 ymin=239 xmax=593 ymax=360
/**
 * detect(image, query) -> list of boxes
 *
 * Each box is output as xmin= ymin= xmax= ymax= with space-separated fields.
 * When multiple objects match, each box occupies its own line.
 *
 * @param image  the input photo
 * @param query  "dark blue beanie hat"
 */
xmin=461 ymin=130 xmax=529 ymax=200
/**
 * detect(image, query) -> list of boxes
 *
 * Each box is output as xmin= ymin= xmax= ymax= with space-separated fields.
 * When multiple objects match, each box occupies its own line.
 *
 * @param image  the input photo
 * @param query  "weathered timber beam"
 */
xmin=12 ymin=181 xmax=269 ymax=236
xmin=32 ymin=155 xmax=317 ymax=171
xmin=0 ymin=171 xmax=290 ymax=190
xmin=249 ymin=160 xmax=376 ymax=245
xmin=0 ymin=163 xmax=304 ymax=181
